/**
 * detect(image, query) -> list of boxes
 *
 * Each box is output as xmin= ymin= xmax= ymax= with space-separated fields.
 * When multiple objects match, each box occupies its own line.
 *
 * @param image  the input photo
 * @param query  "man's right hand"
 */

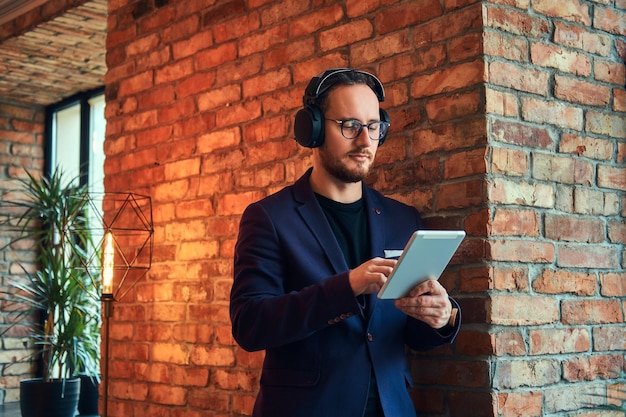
xmin=348 ymin=257 xmax=397 ymax=296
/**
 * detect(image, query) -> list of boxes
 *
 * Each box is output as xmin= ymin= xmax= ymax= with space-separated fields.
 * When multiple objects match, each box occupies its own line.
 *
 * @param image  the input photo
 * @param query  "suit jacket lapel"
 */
xmin=293 ymin=169 xmax=348 ymax=274
xmin=363 ymin=186 xmax=387 ymax=319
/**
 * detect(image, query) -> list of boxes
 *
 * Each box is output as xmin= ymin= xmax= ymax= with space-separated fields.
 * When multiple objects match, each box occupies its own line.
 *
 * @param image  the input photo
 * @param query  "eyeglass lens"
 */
xmin=341 ymin=119 xmax=388 ymax=140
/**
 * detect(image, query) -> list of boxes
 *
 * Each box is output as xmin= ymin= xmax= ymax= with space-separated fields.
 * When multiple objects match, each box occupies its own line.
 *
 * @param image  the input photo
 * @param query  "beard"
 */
xmin=318 ymin=144 xmax=373 ymax=183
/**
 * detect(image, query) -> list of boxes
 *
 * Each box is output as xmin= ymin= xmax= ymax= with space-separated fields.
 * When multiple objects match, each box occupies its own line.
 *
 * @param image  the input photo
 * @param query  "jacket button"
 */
xmin=367 ymin=333 xmax=373 ymax=342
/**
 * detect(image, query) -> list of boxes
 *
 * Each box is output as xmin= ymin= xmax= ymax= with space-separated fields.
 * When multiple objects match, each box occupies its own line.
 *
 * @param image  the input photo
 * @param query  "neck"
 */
xmin=309 ymin=168 xmax=363 ymax=203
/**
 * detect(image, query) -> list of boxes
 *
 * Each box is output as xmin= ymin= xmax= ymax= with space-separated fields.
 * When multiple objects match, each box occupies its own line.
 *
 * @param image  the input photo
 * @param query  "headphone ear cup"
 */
xmin=377 ymin=108 xmax=390 ymax=146
xmin=294 ymin=105 xmax=325 ymax=148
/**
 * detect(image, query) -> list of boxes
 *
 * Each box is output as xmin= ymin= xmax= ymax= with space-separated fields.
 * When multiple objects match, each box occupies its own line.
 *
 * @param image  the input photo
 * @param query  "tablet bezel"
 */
xmin=377 ymin=230 xmax=465 ymax=299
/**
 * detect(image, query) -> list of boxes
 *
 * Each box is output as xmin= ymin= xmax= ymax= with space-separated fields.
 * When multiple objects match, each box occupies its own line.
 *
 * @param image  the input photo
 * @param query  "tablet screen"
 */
xmin=377 ymin=230 xmax=465 ymax=299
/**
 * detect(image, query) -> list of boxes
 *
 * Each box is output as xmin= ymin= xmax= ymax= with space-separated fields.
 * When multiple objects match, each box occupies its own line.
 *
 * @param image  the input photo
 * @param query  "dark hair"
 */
xmin=314 ymin=70 xmax=380 ymax=113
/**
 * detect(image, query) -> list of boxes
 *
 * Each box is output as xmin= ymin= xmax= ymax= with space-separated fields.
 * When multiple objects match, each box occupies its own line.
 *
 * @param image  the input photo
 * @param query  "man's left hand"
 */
xmin=393 ymin=279 xmax=452 ymax=329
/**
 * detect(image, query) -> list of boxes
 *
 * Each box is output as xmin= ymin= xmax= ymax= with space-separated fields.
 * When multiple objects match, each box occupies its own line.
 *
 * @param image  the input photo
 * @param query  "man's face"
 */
xmin=316 ymin=84 xmax=381 ymax=183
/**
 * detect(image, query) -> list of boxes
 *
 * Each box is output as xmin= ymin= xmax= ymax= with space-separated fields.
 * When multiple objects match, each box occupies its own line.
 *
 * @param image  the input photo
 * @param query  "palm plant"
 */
xmin=0 ymin=168 xmax=100 ymax=382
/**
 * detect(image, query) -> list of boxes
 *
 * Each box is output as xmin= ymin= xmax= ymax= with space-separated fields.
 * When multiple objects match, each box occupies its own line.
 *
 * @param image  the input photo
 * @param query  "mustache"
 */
xmin=348 ymin=147 xmax=374 ymax=158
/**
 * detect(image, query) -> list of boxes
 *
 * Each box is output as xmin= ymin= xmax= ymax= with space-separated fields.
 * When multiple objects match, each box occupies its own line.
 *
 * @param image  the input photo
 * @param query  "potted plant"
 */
xmin=0 ymin=168 xmax=101 ymax=417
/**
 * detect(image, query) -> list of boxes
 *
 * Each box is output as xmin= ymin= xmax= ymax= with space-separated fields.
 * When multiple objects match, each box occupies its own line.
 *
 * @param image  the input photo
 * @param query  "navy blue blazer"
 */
xmin=231 ymin=168 xmax=460 ymax=417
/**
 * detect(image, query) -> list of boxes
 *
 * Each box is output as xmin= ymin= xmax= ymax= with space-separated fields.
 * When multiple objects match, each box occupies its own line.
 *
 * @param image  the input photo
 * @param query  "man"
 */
xmin=230 ymin=68 xmax=461 ymax=417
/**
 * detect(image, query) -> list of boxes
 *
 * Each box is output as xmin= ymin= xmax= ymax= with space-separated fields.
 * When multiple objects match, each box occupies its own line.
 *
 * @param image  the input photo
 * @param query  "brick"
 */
xmin=289 ymin=5 xmax=342 ymax=38
xmin=190 ymin=345 xmax=235 ymax=367
xmin=491 ymin=147 xmax=528 ymax=176
xmin=155 ymin=57 xmax=194 ymax=85
xmin=126 ymin=33 xmax=161 ymax=58
xmin=543 ymin=384 xmax=605 ymax=414
xmin=490 ymin=119 xmax=554 ymax=149
xmin=494 ymin=329 xmax=527 ymax=356
xmin=110 ymin=380 xmax=149 ymax=401
xmin=529 ymin=327 xmax=590 ymax=355
xmin=351 ymin=31 xmax=412 ymax=67
xmin=593 ymin=5 xmax=626 ymax=36
xmin=215 ymin=101 xmax=262 ymax=127
xmin=172 ymin=31 xmax=213 ymax=60
xmin=152 ymin=342 xmax=190 ymax=365
xmin=494 ymin=359 xmax=560 ymax=389
xmin=414 ymin=118 xmax=486 ymax=155
xmin=448 ymin=391 xmax=495 ymax=417
xmin=497 ymin=391 xmax=543 ymax=417
xmin=558 ymin=133 xmax=614 ymax=160
xmin=242 ymin=67 xmax=291 ymax=99
xmin=213 ymin=368 xmax=257 ymax=391
xmin=486 ymin=88 xmax=519 ymax=117
xmin=484 ymin=30 xmax=528 ymax=62
xmin=555 ymin=74 xmax=610 ymax=107
xmin=563 ymin=354 xmax=623 ymax=382
xmin=491 ymin=294 xmax=559 ymax=325
xmin=594 ymin=58 xmax=626 ymax=85
xmin=533 ymin=269 xmax=597 ymax=296
xmin=375 ymin=0 xmax=442 ymax=35
xmin=544 ymin=213 xmax=604 ymax=243
xmin=558 ymin=244 xmax=620 ymax=269
xmin=425 ymin=90 xmax=482 ymax=123
xmin=179 ymin=240 xmax=220 ymax=261
xmin=554 ymin=22 xmax=612 ymax=56
xmin=489 ymin=177 xmax=555 ymax=208
xmin=443 ymin=148 xmax=486 ymax=178
xmin=150 ymin=384 xmax=187 ymax=405
xmin=118 ymin=70 xmax=154 ymax=97
xmin=562 ymin=299 xmax=623 ymax=324
xmin=263 ymin=39 xmax=315 ymax=69
xmin=598 ymin=164 xmax=626 ymax=191
xmin=214 ymin=13 xmax=260 ymax=43
xmin=531 ymin=41 xmax=591 ymax=75
xmin=319 ymin=19 xmax=373 ymax=52
xmin=492 ymin=265 xmax=529 ymax=291
xmin=412 ymin=60 xmax=484 ymax=97
xmin=489 ymin=61 xmax=550 ymax=95
xmin=586 ymin=111 xmax=626 ymax=139
xmin=239 ymin=25 xmax=288 ymax=57
xmin=436 ymin=179 xmax=484 ymax=210
xmin=533 ymin=0 xmax=591 ymax=25
xmin=600 ymin=272 xmax=626 ymax=297
xmin=455 ymin=330 xmax=494 ymax=356
xmin=522 ymin=97 xmax=583 ymax=130
xmin=195 ymin=43 xmax=238 ymax=71
xmin=486 ymin=6 xmax=550 ymax=38
xmin=491 ymin=208 xmax=539 ymax=237
xmin=593 ymin=326 xmax=626 ymax=351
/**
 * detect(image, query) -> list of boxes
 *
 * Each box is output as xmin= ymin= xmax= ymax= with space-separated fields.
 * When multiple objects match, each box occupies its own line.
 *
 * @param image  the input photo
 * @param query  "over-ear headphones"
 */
xmin=294 ymin=68 xmax=390 ymax=148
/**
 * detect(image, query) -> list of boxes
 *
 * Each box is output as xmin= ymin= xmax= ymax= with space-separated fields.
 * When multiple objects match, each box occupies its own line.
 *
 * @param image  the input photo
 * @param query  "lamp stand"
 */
xmin=101 ymin=296 xmax=114 ymax=417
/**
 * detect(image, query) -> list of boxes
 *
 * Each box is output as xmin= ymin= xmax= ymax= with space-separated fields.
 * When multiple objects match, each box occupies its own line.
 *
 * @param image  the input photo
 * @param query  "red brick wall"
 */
xmin=0 ymin=100 xmax=45 ymax=403
xmin=482 ymin=1 xmax=625 ymax=416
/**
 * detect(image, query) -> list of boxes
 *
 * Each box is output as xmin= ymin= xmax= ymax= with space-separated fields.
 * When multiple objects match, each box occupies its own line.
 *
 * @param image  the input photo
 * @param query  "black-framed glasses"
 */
xmin=325 ymin=119 xmax=390 ymax=141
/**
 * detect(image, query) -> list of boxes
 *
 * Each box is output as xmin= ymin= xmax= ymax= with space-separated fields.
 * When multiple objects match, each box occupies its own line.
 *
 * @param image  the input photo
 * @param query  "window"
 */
xmin=46 ymin=87 xmax=105 ymax=192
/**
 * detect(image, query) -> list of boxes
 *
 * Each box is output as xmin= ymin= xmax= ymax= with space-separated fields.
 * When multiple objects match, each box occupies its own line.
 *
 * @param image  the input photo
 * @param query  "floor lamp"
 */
xmin=79 ymin=192 xmax=153 ymax=417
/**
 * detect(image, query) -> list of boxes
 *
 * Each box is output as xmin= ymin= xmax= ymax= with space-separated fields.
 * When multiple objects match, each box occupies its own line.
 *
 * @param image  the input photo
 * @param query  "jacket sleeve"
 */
xmin=403 ymin=297 xmax=461 ymax=351
xmin=230 ymin=202 xmax=362 ymax=352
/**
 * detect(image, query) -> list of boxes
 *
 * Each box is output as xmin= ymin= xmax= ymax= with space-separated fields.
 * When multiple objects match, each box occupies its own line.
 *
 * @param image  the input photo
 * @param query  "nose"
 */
xmin=354 ymin=125 xmax=371 ymax=146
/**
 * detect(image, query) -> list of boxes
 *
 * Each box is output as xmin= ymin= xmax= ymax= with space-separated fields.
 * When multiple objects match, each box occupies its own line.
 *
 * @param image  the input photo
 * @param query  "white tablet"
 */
xmin=377 ymin=230 xmax=466 ymax=299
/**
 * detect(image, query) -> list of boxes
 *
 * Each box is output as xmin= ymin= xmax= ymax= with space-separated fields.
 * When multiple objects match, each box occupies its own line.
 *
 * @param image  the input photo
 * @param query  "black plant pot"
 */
xmin=78 ymin=375 xmax=100 ymax=416
xmin=20 ymin=377 xmax=80 ymax=417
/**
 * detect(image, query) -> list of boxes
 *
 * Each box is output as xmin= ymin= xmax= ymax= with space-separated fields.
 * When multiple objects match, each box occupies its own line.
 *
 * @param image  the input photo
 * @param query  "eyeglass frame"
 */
xmin=325 ymin=118 xmax=390 ymax=141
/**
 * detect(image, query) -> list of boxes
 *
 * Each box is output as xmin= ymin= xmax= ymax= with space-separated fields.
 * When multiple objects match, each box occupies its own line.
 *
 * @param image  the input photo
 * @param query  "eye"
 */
xmin=342 ymin=120 xmax=361 ymax=131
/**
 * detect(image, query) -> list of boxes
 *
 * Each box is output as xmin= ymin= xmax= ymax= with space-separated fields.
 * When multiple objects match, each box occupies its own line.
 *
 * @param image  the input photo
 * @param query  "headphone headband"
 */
xmin=303 ymin=68 xmax=385 ymax=107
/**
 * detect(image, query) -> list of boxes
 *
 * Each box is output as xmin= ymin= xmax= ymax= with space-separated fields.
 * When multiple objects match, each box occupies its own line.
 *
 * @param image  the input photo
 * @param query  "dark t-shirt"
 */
xmin=316 ymin=193 xmax=384 ymax=417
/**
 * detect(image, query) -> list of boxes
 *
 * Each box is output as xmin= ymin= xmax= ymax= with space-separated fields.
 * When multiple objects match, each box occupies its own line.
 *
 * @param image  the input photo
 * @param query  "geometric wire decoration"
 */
xmin=75 ymin=192 xmax=154 ymax=301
